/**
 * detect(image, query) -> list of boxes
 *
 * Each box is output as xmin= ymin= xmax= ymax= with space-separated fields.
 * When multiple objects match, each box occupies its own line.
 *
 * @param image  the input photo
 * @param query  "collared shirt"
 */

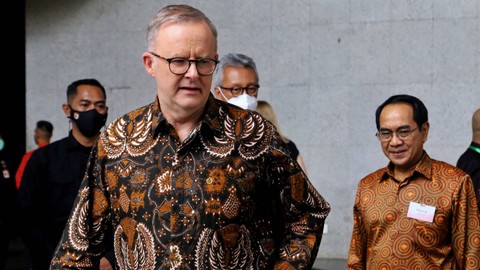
xmin=17 ymin=131 xmax=93 ymax=270
xmin=51 ymin=94 xmax=331 ymax=270
xmin=347 ymin=152 xmax=480 ymax=269
xmin=457 ymin=141 xmax=480 ymax=211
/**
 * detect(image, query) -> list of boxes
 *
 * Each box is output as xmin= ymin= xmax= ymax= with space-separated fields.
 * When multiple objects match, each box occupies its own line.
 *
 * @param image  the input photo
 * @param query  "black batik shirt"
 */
xmin=51 ymin=94 xmax=331 ymax=270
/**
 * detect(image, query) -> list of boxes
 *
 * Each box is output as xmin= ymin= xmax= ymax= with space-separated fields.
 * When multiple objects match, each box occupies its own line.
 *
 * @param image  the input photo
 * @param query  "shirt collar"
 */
xmin=470 ymin=141 xmax=480 ymax=148
xmin=381 ymin=151 xmax=432 ymax=182
xmin=201 ymin=94 xmax=225 ymax=138
xmin=37 ymin=142 xmax=49 ymax=148
xmin=66 ymin=130 xmax=92 ymax=151
xmin=150 ymin=93 xmax=224 ymax=139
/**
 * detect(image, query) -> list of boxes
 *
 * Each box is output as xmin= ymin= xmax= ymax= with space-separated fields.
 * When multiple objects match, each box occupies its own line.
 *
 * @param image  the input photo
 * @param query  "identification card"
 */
xmin=407 ymin=201 xmax=435 ymax=222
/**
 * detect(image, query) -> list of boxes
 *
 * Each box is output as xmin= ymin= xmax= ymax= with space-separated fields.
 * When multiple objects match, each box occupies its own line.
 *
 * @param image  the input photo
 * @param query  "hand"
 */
xmin=99 ymin=257 xmax=113 ymax=270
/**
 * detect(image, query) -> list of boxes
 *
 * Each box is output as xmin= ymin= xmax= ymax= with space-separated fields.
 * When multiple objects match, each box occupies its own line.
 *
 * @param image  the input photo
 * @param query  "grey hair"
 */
xmin=212 ymin=53 xmax=259 ymax=88
xmin=146 ymin=4 xmax=218 ymax=51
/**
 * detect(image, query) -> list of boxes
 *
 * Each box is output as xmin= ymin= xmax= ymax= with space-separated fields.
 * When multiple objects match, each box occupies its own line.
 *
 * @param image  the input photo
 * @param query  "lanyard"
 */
xmin=468 ymin=145 xmax=480 ymax=154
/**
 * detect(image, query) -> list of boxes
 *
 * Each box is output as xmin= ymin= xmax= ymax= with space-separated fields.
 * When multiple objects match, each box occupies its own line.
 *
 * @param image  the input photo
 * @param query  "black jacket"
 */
xmin=17 ymin=131 xmax=93 ymax=270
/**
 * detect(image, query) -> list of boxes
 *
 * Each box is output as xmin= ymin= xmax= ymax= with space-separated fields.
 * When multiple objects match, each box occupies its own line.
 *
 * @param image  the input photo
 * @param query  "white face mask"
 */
xmin=218 ymin=88 xmax=258 ymax=110
xmin=228 ymin=94 xmax=258 ymax=110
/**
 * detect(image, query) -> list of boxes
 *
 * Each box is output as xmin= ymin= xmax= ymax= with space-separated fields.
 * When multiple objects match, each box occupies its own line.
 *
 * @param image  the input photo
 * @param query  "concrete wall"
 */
xmin=26 ymin=0 xmax=480 ymax=259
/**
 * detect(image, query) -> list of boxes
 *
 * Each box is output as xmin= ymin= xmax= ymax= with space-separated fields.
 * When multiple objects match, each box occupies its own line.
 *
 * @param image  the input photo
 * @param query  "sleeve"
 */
xmin=346 ymin=181 xmax=367 ymax=269
xmin=268 ymin=137 xmax=331 ymax=269
xmin=50 ymin=141 xmax=112 ymax=269
xmin=451 ymin=175 xmax=480 ymax=269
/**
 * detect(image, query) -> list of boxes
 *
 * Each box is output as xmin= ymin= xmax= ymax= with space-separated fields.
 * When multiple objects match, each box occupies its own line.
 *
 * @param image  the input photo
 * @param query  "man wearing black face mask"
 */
xmin=17 ymin=78 xmax=114 ymax=270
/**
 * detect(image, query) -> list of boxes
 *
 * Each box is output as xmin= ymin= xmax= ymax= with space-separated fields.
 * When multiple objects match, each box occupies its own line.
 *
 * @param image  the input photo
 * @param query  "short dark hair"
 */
xmin=66 ymin=78 xmax=106 ymax=103
xmin=375 ymin=94 xmax=428 ymax=131
xmin=36 ymin=120 xmax=53 ymax=134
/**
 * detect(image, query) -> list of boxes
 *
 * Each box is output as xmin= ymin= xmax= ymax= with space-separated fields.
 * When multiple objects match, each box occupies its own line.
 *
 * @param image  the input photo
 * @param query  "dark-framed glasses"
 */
xmin=219 ymin=84 xmax=260 ymax=97
xmin=149 ymin=52 xmax=218 ymax=76
xmin=376 ymin=127 xmax=418 ymax=142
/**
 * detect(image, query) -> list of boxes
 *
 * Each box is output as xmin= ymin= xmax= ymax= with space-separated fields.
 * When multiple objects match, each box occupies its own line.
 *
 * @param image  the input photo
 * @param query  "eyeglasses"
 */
xmin=376 ymin=127 xmax=418 ymax=142
xmin=149 ymin=52 xmax=219 ymax=76
xmin=219 ymin=84 xmax=260 ymax=97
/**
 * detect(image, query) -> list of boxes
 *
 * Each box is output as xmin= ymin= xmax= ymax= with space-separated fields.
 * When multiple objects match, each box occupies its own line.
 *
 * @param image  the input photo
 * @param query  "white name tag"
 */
xmin=407 ymin=201 xmax=435 ymax=222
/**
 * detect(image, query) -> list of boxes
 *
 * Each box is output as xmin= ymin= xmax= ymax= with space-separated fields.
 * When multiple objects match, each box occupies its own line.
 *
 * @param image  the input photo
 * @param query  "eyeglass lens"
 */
xmin=232 ymin=86 xmax=258 ymax=96
xmin=169 ymin=58 xmax=217 ymax=76
xmin=221 ymin=85 xmax=259 ymax=97
xmin=376 ymin=127 xmax=417 ymax=141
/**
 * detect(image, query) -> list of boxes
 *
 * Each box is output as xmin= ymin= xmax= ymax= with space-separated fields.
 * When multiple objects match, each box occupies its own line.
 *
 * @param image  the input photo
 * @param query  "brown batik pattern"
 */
xmin=347 ymin=153 xmax=480 ymax=270
xmin=50 ymin=94 xmax=331 ymax=270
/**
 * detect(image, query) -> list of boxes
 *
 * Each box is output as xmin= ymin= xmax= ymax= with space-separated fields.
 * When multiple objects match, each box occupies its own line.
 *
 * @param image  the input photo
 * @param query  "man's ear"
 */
xmin=143 ymin=52 xmax=155 ymax=77
xmin=214 ymin=87 xmax=224 ymax=100
xmin=422 ymin=122 xmax=430 ymax=142
xmin=62 ymin=104 xmax=71 ymax=118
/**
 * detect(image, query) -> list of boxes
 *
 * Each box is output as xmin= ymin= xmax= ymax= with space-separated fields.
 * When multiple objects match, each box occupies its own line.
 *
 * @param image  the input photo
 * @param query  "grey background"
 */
xmin=26 ymin=0 xmax=480 ymax=260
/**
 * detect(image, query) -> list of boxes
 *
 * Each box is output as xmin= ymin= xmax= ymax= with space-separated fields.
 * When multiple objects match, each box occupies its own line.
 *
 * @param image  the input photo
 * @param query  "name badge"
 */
xmin=407 ymin=201 xmax=435 ymax=222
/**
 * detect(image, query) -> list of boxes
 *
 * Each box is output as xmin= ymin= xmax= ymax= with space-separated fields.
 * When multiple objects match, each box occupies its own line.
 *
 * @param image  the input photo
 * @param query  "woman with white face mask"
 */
xmin=212 ymin=53 xmax=259 ymax=110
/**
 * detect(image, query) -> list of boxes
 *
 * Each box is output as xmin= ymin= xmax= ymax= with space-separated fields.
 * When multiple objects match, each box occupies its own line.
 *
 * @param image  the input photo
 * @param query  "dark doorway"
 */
xmin=3 ymin=2 xmax=27 ymax=269
xmin=2 ymin=1 xmax=26 ymax=171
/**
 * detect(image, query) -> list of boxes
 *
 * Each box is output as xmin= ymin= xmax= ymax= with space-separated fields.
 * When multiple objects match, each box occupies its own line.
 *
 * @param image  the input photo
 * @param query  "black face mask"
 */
xmin=69 ymin=106 xmax=108 ymax=137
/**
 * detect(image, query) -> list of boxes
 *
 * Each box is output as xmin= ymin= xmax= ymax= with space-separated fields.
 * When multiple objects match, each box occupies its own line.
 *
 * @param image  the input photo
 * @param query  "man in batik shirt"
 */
xmin=50 ymin=4 xmax=331 ymax=270
xmin=347 ymin=94 xmax=480 ymax=269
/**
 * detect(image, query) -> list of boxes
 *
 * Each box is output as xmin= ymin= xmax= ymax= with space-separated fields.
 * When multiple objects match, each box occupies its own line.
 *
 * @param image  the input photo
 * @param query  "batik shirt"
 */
xmin=347 ymin=152 xmax=480 ymax=269
xmin=51 ymin=94 xmax=331 ymax=270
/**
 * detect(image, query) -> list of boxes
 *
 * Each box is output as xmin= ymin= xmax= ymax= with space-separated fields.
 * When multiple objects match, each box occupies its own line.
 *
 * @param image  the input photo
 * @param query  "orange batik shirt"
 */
xmin=348 ymin=153 xmax=480 ymax=269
